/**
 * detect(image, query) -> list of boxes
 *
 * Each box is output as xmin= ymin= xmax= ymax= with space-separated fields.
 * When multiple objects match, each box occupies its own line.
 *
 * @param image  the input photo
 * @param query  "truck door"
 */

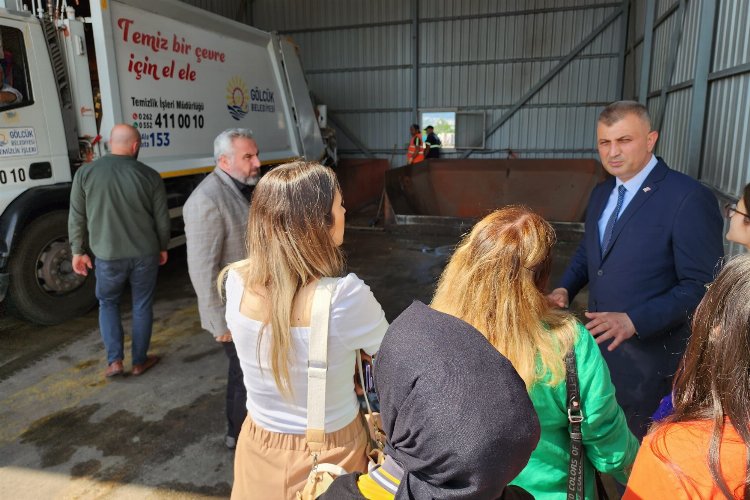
xmin=0 ymin=15 xmax=70 ymax=217
xmin=0 ymin=13 xmax=94 ymax=325
xmin=276 ymin=37 xmax=324 ymax=162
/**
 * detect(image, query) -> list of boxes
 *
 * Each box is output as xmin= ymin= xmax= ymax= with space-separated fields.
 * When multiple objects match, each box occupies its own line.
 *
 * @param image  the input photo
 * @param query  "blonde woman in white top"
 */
xmin=224 ymin=161 xmax=388 ymax=499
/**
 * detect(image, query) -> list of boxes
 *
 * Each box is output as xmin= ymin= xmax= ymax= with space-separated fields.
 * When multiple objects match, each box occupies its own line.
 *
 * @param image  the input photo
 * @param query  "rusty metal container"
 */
xmin=333 ymin=158 xmax=389 ymax=212
xmin=384 ymin=159 xmax=605 ymax=229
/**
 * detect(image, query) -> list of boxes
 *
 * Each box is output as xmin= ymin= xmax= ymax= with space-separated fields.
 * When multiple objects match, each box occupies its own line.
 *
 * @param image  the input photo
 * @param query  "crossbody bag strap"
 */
xmin=306 ymin=277 xmax=338 ymax=457
xmin=565 ymin=349 xmax=585 ymax=500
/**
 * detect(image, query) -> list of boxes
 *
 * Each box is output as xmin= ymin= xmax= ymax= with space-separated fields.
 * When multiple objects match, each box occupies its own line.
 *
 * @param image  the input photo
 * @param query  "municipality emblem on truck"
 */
xmin=226 ymin=76 xmax=249 ymax=120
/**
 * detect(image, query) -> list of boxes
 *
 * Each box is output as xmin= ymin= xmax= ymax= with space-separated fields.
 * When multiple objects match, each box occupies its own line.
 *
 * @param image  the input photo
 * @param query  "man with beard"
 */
xmin=184 ymin=128 xmax=261 ymax=449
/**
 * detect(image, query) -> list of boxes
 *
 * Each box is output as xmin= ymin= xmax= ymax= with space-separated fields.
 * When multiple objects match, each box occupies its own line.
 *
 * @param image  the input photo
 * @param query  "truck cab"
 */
xmin=0 ymin=0 xmax=327 ymax=324
xmin=0 ymin=7 xmax=94 ymax=324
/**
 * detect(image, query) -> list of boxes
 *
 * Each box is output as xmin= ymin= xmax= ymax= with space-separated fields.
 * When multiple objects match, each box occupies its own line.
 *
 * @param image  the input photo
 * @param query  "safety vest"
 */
xmin=406 ymin=134 xmax=425 ymax=164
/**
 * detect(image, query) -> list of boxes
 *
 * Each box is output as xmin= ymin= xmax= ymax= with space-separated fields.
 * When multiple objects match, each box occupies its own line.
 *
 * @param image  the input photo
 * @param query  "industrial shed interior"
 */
xmin=184 ymin=0 xmax=749 ymax=250
xmin=2 ymin=1 xmax=750 ymax=498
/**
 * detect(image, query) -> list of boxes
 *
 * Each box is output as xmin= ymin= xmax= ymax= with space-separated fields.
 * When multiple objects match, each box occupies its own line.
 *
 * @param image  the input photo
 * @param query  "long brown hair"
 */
xmin=431 ymin=206 xmax=577 ymax=388
xmin=651 ymin=254 xmax=750 ymax=498
xmin=224 ymin=161 xmax=344 ymax=397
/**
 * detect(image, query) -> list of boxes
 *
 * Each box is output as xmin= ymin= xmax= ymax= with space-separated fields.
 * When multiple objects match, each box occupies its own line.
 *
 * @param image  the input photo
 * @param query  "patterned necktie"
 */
xmin=601 ymin=185 xmax=627 ymax=253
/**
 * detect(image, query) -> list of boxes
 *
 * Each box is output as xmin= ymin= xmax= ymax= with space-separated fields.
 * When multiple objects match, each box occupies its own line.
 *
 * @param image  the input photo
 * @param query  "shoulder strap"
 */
xmin=565 ymin=349 xmax=585 ymax=500
xmin=306 ymin=278 xmax=338 ymax=453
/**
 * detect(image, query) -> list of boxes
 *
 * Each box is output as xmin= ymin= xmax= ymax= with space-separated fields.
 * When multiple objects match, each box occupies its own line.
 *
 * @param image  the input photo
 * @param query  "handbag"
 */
xmin=565 ymin=350 xmax=609 ymax=500
xmin=296 ymin=278 xmax=383 ymax=500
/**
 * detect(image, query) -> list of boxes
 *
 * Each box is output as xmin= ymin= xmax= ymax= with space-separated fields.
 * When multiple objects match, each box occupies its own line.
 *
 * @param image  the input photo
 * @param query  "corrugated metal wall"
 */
xmin=185 ymin=1 xmax=748 ymax=239
xmin=624 ymin=0 xmax=750 ymax=253
xmin=244 ymin=0 xmax=627 ymax=163
xmin=177 ymin=0 xmax=250 ymax=23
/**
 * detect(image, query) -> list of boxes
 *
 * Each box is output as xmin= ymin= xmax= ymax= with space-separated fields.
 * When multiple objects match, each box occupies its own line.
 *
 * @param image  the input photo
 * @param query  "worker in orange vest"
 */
xmin=406 ymin=123 xmax=425 ymax=164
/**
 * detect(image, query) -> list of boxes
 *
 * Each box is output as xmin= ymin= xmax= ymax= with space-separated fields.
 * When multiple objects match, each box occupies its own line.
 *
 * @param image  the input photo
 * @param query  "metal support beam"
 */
xmin=310 ymin=93 xmax=375 ymax=159
xmin=310 ymin=96 xmax=375 ymax=158
xmin=306 ymin=53 xmax=618 ymax=75
xmin=244 ymin=0 xmax=254 ymax=26
xmin=331 ymin=101 xmax=612 ymax=115
xmin=615 ymin=0 xmax=630 ymax=99
xmin=638 ymin=0 xmax=656 ymax=103
xmin=709 ymin=62 xmax=750 ymax=82
xmin=654 ymin=0 xmax=686 ymax=133
xmin=461 ymin=5 xmax=625 ymax=159
xmin=327 ymin=113 xmax=376 ymax=159
xmin=686 ymin=0 xmax=718 ymax=179
xmin=411 ymin=0 xmax=419 ymax=124
xmin=278 ymin=3 xmax=621 ymax=35
xmin=624 ymin=1 xmax=680 ymax=56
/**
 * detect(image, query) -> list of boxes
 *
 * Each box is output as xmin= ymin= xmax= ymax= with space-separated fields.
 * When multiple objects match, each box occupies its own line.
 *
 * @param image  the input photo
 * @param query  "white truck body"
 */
xmin=0 ymin=0 xmax=324 ymax=324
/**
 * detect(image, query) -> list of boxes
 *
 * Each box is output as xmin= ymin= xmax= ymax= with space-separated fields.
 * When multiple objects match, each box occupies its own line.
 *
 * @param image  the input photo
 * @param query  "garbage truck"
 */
xmin=0 ymin=0 xmax=325 ymax=324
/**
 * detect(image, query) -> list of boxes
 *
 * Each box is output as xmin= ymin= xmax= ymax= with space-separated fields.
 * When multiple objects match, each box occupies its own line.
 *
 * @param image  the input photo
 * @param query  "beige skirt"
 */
xmin=231 ymin=414 xmax=369 ymax=500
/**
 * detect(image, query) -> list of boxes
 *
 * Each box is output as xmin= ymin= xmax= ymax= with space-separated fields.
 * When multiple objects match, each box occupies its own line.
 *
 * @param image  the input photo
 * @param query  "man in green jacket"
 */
xmin=69 ymin=124 xmax=170 ymax=379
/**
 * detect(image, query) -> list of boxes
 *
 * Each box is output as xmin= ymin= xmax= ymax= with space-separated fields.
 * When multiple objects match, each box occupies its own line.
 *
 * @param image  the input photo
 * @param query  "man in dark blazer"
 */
xmin=549 ymin=101 xmax=723 ymax=439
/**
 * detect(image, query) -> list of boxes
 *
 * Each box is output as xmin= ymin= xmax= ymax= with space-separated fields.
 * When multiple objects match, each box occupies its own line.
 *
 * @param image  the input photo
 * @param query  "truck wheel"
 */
xmin=7 ymin=210 xmax=96 ymax=325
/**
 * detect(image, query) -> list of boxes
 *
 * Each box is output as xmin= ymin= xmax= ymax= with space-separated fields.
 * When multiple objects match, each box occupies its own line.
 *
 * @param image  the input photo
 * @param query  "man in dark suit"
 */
xmin=549 ymin=101 xmax=723 ymax=439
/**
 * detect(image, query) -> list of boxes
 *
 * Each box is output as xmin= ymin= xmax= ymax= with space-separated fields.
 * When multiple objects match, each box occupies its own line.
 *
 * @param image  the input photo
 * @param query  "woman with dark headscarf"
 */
xmin=321 ymin=301 xmax=541 ymax=499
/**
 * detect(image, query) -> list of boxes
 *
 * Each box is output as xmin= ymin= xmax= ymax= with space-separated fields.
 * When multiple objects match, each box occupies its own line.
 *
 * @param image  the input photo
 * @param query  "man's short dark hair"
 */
xmin=425 ymin=125 xmax=434 ymax=130
xmin=599 ymin=101 xmax=652 ymax=130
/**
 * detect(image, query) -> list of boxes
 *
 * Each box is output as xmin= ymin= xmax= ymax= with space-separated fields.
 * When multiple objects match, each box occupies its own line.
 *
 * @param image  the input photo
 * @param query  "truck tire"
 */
xmin=7 ymin=210 xmax=96 ymax=325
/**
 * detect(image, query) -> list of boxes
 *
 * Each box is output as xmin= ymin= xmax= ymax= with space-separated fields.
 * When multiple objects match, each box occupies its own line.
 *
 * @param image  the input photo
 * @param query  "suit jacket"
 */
xmin=559 ymin=158 xmax=723 ymax=435
xmin=183 ymin=167 xmax=250 ymax=337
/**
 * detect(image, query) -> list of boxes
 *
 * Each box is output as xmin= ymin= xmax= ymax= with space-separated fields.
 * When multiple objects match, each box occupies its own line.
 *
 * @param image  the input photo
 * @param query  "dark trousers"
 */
xmin=223 ymin=341 xmax=247 ymax=439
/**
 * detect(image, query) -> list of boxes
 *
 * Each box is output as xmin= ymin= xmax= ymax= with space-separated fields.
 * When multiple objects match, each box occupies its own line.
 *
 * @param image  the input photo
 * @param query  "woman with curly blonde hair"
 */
xmin=432 ymin=206 xmax=638 ymax=499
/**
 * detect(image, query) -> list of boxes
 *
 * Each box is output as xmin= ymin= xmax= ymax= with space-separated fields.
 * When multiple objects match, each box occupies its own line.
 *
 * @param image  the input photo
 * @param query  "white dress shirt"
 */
xmin=598 ymin=155 xmax=658 ymax=245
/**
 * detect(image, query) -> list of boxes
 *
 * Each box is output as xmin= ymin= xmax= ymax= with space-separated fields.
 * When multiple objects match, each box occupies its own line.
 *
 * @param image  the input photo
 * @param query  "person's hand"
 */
xmin=585 ymin=311 xmax=636 ymax=351
xmin=547 ymin=288 xmax=569 ymax=308
xmin=216 ymin=331 xmax=233 ymax=343
xmin=159 ymin=250 xmax=168 ymax=266
xmin=72 ymin=254 xmax=93 ymax=276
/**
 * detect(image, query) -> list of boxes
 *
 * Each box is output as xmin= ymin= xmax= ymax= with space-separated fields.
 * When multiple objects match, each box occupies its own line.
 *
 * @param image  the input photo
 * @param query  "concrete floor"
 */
xmin=0 ymin=226 xmax=584 ymax=499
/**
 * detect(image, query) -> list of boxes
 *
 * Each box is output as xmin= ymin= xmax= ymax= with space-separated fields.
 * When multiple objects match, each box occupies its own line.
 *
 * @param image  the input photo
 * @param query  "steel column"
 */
xmin=654 ymin=0 xmax=686 ymax=133
xmin=244 ymin=0 xmax=254 ymax=26
xmin=411 ymin=0 xmax=419 ymax=124
xmin=616 ymin=0 xmax=630 ymax=99
xmin=311 ymin=93 xmax=376 ymax=159
xmin=686 ymin=0 xmax=718 ymax=179
xmin=638 ymin=0 xmax=656 ymax=103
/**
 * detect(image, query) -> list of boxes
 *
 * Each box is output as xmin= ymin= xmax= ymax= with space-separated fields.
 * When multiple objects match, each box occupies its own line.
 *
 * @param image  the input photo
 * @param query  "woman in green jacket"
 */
xmin=431 ymin=206 xmax=639 ymax=499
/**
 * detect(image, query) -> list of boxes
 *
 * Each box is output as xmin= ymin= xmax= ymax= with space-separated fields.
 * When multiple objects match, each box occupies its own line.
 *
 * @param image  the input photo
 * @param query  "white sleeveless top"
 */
xmin=225 ymin=270 xmax=389 ymax=434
